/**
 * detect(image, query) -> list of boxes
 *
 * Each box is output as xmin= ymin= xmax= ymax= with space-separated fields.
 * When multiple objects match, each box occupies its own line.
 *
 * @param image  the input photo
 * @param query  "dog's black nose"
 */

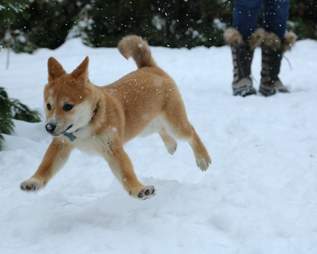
xmin=45 ymin=123 xmax=56 ymax=133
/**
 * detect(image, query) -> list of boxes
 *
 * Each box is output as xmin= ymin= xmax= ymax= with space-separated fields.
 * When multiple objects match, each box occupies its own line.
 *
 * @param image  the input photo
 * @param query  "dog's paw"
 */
xmin=166 ymin=141 xmax=177 ymax=155
xmin=196 ymin=155 xmax=212 ymax=171
xmin=137 ymin=185 xmax=155 ymax=200
xmin=20 ymin=178 xmax=45 ymax=192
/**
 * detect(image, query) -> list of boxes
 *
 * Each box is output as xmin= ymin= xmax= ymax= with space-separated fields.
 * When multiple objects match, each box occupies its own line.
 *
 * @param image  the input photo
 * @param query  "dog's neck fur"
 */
xmin=88 ymin=84 xmax=108 ymax=134
xmin=63 ymin=83 xmax=107 ymax=142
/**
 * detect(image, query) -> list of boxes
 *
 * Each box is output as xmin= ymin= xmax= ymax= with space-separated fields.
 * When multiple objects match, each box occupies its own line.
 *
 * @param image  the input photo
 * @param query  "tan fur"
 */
xmin=224 ymin=28 xmax=243 ymax=46
xmin=224 ymin=27 xmax=265 ymax=49
xmin=20 ymin=35 xmax=211 ymax=199
xmin=47 ymin=57 xmax=66 ymax=81
xmin=118 ymin=35 xmax=156 ymax=68
xmin=283 ymin=31 xmax=297 ymax=51
xmin=249 ymin=28 xmax=265 ymax=49
xmin=263 ymin=31 xmax=297 ymax=51
xmin=263 ymin=32 xmax=281 ymax=51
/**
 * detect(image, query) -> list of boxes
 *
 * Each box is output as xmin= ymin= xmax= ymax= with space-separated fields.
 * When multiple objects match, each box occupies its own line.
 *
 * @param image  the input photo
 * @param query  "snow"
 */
xmin=1 ymin=38 xmax=317 ymax=253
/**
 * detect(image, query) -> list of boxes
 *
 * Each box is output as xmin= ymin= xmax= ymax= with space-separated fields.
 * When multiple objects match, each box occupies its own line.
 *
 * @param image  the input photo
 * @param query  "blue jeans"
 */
xmin=233 ymin=0 xmax=289 ymax=40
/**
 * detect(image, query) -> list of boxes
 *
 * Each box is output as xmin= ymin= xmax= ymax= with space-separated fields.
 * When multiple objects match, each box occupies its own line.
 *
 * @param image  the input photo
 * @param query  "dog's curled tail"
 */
xmin=118 ymin=35 xmax=156 ymax=68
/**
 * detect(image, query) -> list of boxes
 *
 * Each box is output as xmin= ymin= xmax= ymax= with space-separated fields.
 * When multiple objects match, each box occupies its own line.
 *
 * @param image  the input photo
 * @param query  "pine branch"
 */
xmin=10 ymin=99 xmax=41 ymax=123
xmin=0 ymin=86 xmax=40 ymax=151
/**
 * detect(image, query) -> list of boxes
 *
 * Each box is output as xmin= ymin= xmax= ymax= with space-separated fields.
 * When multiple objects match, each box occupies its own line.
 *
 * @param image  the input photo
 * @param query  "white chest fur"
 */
xmin=72 ymin=127 xmax=115 ymax=156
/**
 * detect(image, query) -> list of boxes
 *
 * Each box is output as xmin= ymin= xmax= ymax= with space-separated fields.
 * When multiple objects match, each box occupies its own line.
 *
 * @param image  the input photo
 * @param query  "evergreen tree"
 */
xmin=0 ymin=0 xmax=90 ymax=52
xmin=0 ymin=87 xmax=41 ymax=150
xmin=0 ymin=0 xmax=316 ymax=52
xmin=0 ymin=87 xmax=14 ymax=149
xmin=0 ymin=0 xmax=40 ymax=150
xmin=82 ymin=0 xmax=231 ymax=48
xmin=0 ymin=0 xmax=29 ymax=53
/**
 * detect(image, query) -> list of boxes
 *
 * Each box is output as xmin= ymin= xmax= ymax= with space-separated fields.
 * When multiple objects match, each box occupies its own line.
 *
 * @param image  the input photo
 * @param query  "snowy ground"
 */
xmin=1 ymin=38 xmax=317 ymax=254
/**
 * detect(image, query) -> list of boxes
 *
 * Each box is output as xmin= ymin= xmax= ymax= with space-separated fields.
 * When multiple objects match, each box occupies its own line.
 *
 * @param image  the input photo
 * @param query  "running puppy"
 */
xmin=20 ymin=35 xmax=211 ymax=199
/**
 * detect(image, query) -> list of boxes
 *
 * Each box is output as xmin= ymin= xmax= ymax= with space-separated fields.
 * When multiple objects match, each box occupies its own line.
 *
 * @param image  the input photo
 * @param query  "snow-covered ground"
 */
xmin=1 ymin=39 xmax=317 ymax=254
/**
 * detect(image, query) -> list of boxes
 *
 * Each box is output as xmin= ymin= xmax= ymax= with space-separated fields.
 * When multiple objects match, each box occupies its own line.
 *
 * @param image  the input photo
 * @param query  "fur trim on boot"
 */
xmin=263 ymin=32 xmax=281 ymax=51
xmin=224 ymin=28 xmax=265 ymax=49
xmin=263 ymin=31 xmax=297 ymax=51
xmin=224 ymin=28 xmax=243 ymax=46
xmin=283 ymin=31 xmax=297 ymax=51
xmin=249 ymin=28 xmax=265 ymax=49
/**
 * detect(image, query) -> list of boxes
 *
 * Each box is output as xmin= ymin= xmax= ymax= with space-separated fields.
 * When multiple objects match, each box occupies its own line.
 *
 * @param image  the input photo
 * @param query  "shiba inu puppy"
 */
xmin=20 ymin=35 xmax=211 ymax=199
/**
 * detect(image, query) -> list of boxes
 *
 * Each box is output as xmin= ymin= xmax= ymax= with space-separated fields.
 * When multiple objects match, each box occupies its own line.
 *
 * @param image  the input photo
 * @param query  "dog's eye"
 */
xmin=46 ymin=103 xmax=52 ymax=111
xmin=63 ymin=103 xmax=74 ymax=112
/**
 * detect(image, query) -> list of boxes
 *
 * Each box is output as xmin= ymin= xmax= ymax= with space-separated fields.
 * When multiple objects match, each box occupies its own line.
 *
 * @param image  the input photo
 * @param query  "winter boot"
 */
xmin=259 ymin=32 xmax=297 ymax=96
xmin=224 ymin=28 xmax=264 ymax=97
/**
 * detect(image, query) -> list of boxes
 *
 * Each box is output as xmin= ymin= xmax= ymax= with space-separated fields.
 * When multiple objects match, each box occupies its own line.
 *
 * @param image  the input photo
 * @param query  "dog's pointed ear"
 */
xmin=48 ymin=57 xmax=66 ymax=82
xmin=71 ymin=57 xmax=89 ymax=81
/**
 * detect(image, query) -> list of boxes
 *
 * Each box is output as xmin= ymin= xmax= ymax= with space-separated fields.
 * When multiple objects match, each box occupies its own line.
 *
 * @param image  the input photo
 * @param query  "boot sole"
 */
xmin=233 ymin=87 xmax=257 ymax=97
xmin=259 ymin=87 xmax=289 ymax=97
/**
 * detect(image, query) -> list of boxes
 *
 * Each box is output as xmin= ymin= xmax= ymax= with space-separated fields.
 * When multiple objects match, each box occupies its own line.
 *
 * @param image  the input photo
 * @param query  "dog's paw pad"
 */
xmin=20 ymin=178 xmax=44 ymax=192
xmin=137 ymin=185 xmax=155 ymax=200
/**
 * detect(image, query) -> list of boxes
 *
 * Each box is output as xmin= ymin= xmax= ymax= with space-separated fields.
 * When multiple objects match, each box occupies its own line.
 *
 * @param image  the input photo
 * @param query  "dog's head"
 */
xmin=44 ymin=57 xmax=95 ymax=137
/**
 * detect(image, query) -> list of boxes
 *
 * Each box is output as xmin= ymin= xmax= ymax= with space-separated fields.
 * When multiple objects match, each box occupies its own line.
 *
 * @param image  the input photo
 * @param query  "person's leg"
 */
xmin=263 ymin=0 xmax=289 ymax=39
xmin=233 ymin=0 xmax=262 ymax=40
xmin=260 ymin=0 xmax=293 ymax=96
xmin=224 ymin=0 xmax=263 ymax=97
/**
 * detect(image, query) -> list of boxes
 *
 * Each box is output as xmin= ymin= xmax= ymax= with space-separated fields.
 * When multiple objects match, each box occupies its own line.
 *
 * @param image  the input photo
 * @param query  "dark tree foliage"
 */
xmin=289 ymin=0 xmax=317 ymax=39
xmin=1 ymin=0 xmax=90 ymax=52
xmin=0 ymin=87 xmax=14 ymax=137
xmin=0 ymin=87 xmax=40 ymax=150
xmin=83 ymin=0 xmax=230 ymax=48
xmin=0 ymin=0 xmax=28 ymax=27
xmin=0 ymin=0 xmax=316 ymax=50
xmin=0 ymin=1 xmax=40 ymax=150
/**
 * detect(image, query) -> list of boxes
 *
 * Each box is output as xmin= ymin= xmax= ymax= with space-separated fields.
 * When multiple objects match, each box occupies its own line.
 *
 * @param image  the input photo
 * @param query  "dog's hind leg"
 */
xmin=159 ymin=128 xmax=177 ymax=155
xmin=163 ymin=92 xmax=211 ymax=171
xmin=166 ymin=117 xmax=211 ymax=171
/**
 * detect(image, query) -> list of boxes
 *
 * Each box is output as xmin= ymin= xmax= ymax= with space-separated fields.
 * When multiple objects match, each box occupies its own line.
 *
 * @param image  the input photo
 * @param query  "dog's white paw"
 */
xmin=137 ymin=185 xmax=155 ymax=200
xmin=196 ymin=156 xmax=212 ymax=171
xmin=20 ymin=178 xmax=45 ymax=192
xmin=166 ymin=141 xmax=177 ymax=155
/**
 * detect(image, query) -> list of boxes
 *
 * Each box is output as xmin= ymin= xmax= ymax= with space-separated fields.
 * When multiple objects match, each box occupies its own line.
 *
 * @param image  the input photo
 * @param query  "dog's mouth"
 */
xmin=49 ymin=124 xmax=74 ymax=137
xmin=62 ymin=124 xmax=80 ymax=142
xmin=63 ymin=124 xmax=73 ymax=134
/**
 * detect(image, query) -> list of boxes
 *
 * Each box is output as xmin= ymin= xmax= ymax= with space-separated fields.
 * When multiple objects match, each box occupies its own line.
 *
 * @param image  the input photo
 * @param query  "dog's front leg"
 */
xmin=20 ymin=138 xmax=72 ymax=192
xmin=104 ymin=140 xmax=155 ymax=200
